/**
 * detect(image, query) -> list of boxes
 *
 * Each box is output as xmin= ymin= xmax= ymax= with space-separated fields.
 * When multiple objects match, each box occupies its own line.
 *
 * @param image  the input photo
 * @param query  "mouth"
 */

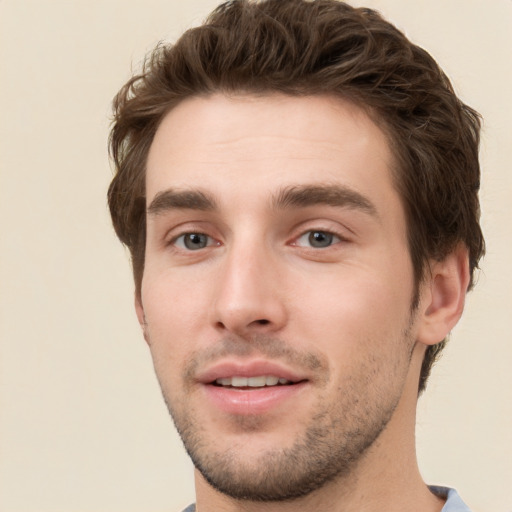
xmin=198 ymin=360 xmax=307 ymax=388
xmin=213 ymin=375 xmax=299 ymax=388
xmin=198 ymin=361 xmax=310 ymax=415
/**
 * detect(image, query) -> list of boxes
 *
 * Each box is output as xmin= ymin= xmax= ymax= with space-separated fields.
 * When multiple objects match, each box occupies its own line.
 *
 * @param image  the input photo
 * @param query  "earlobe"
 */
xmin=417 ymin=245 xmax=470 ymax=346
xmin=135 ymin=294 xmax=151 ymax=345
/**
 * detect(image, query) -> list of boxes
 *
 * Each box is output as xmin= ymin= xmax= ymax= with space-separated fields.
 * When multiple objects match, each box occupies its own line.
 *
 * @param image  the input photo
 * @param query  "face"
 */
xmin=140 ymin=94 xmax=420 ymax=501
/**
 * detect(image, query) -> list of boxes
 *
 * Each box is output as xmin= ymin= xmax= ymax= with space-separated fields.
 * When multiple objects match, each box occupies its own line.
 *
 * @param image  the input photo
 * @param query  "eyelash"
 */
xmin=293 ymin=230 xmax=344 ymax=249
xmin=169 ymin=228 xmax=347 ymax=251
xmin=171 ymin=232 xmax=218 ymax=251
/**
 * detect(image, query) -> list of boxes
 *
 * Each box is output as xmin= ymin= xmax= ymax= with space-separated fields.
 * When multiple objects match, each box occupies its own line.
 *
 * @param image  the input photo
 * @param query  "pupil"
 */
xmin=309 ymin=231 xmax=332 ymax=248
xmin=185 ymin=233 xmax=207 ymax=250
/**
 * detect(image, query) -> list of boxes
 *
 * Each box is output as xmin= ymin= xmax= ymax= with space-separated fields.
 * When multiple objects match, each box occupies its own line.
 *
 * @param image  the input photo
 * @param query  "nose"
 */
xmin=210 ymin=241 xmax=287 ymax=336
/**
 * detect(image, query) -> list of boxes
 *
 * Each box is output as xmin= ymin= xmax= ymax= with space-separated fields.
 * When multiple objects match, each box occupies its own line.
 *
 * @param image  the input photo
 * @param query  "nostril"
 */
xmin=256 ymin=319 xmax=270 ymax=325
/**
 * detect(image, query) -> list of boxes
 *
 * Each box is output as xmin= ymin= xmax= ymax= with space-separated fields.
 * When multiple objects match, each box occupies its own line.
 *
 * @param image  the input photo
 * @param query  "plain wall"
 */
xmin=0 ymin=1 xmax=510 ymax=511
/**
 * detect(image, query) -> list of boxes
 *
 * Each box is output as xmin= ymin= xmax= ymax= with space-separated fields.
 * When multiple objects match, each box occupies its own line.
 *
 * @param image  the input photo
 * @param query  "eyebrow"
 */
xmin=146 ymin=183 xmax=378 ymax=219
xmin=147 ymin=189 xmax=218 ymax=215
xmin=271 ymin=184 xmax=378 ymax=217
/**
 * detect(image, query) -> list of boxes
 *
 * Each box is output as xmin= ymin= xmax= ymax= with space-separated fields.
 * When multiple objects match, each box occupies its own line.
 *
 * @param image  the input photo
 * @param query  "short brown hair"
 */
xmin=108 ymin=0 xmax=484 ymax=393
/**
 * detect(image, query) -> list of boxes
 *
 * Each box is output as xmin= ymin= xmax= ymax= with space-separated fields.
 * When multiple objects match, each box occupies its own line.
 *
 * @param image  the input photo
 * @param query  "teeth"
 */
xmin=232 ymin=376 xmax=248 ymax=387
xmin=248 ymin=376 xmax=266 ymax=387
xmin=215 ymin=376 xmax=291 ymax=387
xmin=266 ymin=376 xmax=279 ymax=386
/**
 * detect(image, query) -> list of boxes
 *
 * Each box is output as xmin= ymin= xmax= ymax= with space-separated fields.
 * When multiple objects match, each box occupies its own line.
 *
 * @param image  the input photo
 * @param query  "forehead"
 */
xmin=146 ymin=93 xmax=397 ymax=215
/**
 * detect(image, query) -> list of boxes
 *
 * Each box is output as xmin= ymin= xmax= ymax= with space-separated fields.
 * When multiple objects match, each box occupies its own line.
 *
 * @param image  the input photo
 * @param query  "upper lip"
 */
xmin=196 ymin=359 xmax=308 ymax=384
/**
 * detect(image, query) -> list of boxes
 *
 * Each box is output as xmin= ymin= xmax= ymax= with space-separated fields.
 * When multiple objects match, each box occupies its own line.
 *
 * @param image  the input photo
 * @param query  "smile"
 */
xmin=214 ymin=376 xmax=292 ymax=387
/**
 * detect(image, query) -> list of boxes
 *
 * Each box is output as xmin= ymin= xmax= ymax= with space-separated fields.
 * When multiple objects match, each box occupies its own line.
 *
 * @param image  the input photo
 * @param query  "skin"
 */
xmin=137 ymin=94 xmax=469 ymax=512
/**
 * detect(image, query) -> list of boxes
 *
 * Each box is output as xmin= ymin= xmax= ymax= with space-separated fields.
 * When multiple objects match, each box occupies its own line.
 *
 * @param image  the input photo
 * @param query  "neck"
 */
xmin=193 ymin=343 xmax=444 ymax=512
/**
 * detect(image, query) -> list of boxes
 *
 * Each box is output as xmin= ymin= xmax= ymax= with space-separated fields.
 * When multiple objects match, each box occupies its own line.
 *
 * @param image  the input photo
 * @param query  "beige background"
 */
xmin=0 ymin=0 xmax=510 ymax=511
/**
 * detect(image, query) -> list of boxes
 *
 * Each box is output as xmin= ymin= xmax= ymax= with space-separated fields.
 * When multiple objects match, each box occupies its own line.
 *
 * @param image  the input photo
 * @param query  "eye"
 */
xmin=295 ymin=230 xmax=341 ymax=248
xmin=173 ymin=232 xmax=214 ymax=250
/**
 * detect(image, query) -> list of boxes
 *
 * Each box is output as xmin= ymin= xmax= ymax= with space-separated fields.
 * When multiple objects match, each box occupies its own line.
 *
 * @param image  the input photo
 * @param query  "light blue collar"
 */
xmin=430 ymin=486 xmax=472 ymax=512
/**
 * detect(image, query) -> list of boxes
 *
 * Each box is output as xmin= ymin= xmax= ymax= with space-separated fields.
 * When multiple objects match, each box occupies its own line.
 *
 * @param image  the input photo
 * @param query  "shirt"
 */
xmin=432 ymin=486 xmax=472 ymax=512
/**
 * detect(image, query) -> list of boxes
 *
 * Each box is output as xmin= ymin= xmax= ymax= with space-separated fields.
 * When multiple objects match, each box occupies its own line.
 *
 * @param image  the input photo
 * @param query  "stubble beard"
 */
xmin=168 ymin=380 xmax=398 ymax=502
xmin=156 ymin=323 xmax=416 ymax=503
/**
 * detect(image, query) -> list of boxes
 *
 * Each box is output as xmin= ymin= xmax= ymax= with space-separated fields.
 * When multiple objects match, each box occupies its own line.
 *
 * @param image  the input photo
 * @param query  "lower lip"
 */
xmin=202 ymin=382 xmax=308 ymax=416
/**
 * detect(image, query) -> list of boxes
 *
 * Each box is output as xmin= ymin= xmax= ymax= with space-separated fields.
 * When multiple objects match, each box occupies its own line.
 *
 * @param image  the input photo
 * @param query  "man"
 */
xmin=108 ymin=1 xmax=484 ymax=510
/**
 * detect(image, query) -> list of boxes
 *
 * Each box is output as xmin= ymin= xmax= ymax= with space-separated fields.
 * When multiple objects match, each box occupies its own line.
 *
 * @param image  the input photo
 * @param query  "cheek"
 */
xmin=298 ymin=266 xmax=404 ymax=317
xmin=140 ymin=270 xmax=211 ymax=379
xmin=142 ymin=267 xmax=210 ymax=329
xmin=294 ymin=279 xmax=414 ymax=403
xmin=292 ymin=266 xmax=413 ymax=358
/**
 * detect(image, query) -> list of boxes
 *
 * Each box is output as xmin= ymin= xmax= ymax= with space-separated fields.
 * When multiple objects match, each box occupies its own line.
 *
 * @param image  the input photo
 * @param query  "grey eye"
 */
xmin=308 ymin=231 xmax=334 ymax=248
xmin=296 ymin=230 xmax=339 ymax=248
xmin=175 ymin=233 xmax=211 ymax=250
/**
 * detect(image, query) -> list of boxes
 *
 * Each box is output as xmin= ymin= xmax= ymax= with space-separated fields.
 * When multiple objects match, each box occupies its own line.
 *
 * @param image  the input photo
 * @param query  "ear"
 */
xmin=134 ymin=293 xmax=151 ymax=345
xmin=417 ymin=244 xmax=470 ymax=346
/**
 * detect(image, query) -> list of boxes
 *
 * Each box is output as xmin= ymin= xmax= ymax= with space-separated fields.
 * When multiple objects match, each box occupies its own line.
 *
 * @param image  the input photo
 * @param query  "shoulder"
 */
xmin=180 ymin=505 xmax=196 ymax=512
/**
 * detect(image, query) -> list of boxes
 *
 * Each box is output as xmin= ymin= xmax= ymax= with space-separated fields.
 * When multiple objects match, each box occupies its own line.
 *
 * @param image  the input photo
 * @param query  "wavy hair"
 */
xmin=108 ymin=0 xmax=484 ymax=393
